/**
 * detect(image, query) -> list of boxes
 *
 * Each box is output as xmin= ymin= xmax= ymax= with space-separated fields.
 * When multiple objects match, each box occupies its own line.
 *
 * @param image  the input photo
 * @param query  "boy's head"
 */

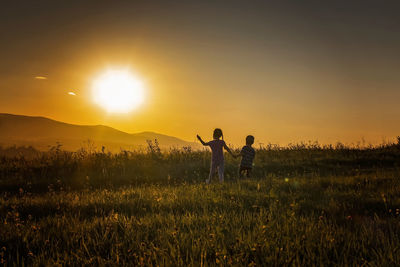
xmin=246 ymin=135 xmax=254 ymax=146
xmin=213 ymin=128 xmax=223 ymax=139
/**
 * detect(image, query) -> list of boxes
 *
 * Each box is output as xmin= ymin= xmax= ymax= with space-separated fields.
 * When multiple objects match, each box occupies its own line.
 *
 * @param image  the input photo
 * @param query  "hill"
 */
xmin=0 ymin=113 xmax=199 ymax=151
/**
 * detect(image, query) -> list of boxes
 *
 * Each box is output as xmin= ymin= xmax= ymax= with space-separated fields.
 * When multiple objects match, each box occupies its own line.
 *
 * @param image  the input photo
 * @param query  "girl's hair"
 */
xmin=213 ymin=128 xmax=223 ymax=139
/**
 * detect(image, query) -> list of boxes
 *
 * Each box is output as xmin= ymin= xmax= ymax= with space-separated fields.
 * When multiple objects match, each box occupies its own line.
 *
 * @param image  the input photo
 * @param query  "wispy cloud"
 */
xmin=35 ymin=76 xmax=47 ymax=80
xmin=68 ymin=92 xmax=76 ymax=96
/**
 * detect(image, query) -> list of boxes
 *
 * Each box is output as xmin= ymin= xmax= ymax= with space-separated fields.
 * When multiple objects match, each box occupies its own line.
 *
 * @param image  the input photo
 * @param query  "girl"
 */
xmin=197 ymin=128 xmax=236 ymax=183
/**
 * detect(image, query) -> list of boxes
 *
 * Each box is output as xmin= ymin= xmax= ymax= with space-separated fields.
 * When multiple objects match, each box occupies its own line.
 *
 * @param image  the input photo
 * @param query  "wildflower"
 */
xmin=346 ymin=215 xmax=352 ymax=220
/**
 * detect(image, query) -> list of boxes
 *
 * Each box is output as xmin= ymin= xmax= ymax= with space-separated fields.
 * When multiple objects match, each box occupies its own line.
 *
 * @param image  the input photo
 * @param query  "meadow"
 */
xmin=1 ymin=141 xmax=400 ymax=266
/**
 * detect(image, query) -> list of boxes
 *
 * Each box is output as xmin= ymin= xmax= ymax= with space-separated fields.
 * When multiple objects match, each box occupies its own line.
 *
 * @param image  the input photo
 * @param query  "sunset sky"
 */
xmin=1 ymin=1 xmax=400 ymax=146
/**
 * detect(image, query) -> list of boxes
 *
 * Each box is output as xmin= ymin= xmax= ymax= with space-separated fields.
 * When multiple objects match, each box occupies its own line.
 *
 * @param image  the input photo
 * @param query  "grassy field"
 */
xmin=1 ymin=142 xmax=400 ymax=265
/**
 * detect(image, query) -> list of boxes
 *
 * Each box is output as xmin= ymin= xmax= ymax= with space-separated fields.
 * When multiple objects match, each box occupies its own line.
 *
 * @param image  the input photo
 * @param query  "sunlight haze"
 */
xmin=1 ymin=1 xmax=399 ymax=146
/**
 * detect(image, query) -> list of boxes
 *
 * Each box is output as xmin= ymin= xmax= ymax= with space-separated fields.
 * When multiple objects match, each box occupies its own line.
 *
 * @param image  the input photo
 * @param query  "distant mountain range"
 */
xmin=0 ymin=113 xmax=200 ymax=152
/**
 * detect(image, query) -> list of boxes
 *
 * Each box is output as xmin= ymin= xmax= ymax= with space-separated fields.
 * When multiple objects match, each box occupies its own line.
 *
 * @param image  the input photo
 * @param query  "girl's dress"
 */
xmin=205 ymin=139 xmax=226 ymax=183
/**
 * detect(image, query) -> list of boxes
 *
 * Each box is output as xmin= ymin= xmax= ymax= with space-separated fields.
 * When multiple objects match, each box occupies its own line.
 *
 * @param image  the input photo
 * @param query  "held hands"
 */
xmin=230 ymin=152 xmax=239 ymax=159
xmin=234 ymin=152 xmax=242 ymax=159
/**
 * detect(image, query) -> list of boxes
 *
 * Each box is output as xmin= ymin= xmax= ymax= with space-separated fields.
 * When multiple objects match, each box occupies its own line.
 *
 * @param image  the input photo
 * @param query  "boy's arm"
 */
xmin=196 ymin=135 xmax=208 ymax=146
xmin=223 ymin=141 xmax=237 ymax=158
xmin=238 ymin=147 xmax=246 ymax=158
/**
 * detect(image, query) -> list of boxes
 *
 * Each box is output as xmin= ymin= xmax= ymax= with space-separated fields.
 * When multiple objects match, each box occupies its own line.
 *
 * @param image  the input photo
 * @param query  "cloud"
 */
xmin=35 ymin=76 xmax=47 ymax=80
xmin=68 ymin=92 xmax=76 ymax=96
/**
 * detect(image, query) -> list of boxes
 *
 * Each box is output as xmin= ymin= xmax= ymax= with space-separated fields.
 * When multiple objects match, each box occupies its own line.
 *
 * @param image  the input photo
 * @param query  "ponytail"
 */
xmin=213 ymin=128 xmax=223 ymax=140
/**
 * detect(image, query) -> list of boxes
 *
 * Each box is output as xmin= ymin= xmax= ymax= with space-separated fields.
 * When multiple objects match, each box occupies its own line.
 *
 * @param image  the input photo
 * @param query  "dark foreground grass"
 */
xmin=1 ymin=145 xmax=400 ymax=265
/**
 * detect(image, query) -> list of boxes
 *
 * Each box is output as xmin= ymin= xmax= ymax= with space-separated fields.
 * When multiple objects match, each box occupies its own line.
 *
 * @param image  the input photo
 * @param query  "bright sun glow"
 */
xmin=92 ymin=69 xmax=145 ymax=113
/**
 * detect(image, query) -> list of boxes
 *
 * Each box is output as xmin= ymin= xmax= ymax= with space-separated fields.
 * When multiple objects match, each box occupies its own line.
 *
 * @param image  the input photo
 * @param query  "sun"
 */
xmin=92 ymin=69 xmax=145 ymax=113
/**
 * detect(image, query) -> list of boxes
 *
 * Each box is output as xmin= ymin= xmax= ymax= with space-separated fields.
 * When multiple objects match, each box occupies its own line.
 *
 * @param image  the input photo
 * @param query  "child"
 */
xmin=239 ymin=135 xmax=256 ymax=178
xmin=197 ymin=128 xmax=236 ymax=183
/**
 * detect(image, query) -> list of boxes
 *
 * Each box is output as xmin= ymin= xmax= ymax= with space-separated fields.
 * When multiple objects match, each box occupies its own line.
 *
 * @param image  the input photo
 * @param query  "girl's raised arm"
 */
xmin=197 ymin=135 xmax=208 ymax=146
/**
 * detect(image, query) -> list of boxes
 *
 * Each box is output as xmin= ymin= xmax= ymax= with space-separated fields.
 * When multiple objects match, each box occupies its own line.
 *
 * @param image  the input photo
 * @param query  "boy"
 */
xmin=238 ymin=135 xmax=256 ymax=178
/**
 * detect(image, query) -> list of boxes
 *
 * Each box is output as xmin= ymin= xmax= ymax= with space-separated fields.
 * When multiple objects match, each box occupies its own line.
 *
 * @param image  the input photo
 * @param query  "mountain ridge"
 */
xmin=0 ymin=113 xmax=199 ymax=151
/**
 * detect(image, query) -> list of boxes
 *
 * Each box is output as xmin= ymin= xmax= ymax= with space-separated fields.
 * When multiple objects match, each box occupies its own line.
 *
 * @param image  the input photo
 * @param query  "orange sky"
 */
xmin=1 ymin=1 xmax=400 ymax=146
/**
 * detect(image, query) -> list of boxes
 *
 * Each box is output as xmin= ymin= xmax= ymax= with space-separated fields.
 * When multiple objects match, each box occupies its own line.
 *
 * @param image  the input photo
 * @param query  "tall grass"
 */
xmin=1 ymin=141 xmax=400 ymax=192
xmin=1 ymin=141 xmax=400 ymax=265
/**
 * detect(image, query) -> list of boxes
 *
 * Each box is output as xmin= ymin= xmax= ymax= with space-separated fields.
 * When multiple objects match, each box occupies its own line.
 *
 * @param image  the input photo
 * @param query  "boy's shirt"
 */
xmin=240 ymin=145 xmax=255 ymax=168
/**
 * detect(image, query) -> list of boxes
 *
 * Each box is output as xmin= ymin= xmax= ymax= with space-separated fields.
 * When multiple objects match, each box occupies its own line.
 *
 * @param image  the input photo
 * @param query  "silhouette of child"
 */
xmin=238 ymin=135 xmax=256 ymax=178
xmin=197 ymin=128 xmax=236 ymax=183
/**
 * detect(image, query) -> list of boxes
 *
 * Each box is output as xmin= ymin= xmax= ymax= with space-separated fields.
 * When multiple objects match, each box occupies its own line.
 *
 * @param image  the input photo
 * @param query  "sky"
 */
xmin=1 ymin=0 xmax=400 ymax=146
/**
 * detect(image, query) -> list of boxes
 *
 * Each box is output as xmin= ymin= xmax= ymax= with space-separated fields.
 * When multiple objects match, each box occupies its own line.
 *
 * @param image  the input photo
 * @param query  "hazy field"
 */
xmin=1 ymin=142 xmax=400 ymax=266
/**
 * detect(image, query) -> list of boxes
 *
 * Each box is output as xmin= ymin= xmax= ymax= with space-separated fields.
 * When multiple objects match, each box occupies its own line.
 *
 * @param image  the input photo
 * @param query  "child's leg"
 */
xmin=246 ymin=168 xmax=252 ymax=178
xmin=239 ymin=166 xmax=245 ymax=178
xmin=218 ymin=162 xmax=224 ymax=183
xmin=207 ymin=162 xmax=216 ymax=184
xmin=238 ymin=166 xmax=243 ymax=178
